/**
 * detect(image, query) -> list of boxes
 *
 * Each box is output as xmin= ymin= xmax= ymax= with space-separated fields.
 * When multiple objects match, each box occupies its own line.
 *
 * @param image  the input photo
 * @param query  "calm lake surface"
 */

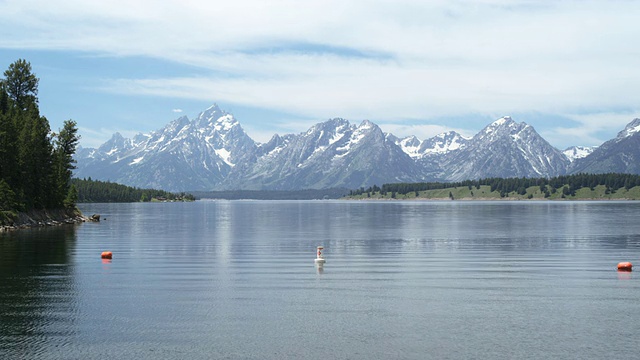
xmin=2 ymin=200 xmax=640 ymax=359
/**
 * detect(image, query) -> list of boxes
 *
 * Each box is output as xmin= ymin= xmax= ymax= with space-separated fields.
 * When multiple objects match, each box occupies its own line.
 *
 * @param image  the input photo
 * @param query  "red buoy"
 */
xmin=101 ymin=251 xmax=113 ymax=259
xmin=617 ymin=262 xmax=632 ymax=271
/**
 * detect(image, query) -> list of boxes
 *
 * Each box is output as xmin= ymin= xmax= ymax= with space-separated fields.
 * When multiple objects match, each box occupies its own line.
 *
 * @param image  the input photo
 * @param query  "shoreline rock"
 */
xmin=1 ymin=208 xmax=90 ymax=232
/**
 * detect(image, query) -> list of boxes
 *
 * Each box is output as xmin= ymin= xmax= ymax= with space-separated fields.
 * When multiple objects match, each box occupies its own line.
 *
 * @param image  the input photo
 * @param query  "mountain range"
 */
xmin=74 ymin=104 xmax=640 ymax=192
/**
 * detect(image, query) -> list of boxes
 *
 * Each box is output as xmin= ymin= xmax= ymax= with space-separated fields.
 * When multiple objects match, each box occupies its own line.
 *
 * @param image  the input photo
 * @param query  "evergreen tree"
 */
xmin=64 ymin=184 xmax=78 ymax=209
xmin=0 ymin=59 xmax=81 ymax=216
xmin=17 ymin=106 xmax=53 ymax=209
xmin=53 ymin=120 xmax=80 ymax=206
xmin=2 ymin=59 xmax=39 ymax=111
xmin=0 ymin=90 xmax=19 ymax=190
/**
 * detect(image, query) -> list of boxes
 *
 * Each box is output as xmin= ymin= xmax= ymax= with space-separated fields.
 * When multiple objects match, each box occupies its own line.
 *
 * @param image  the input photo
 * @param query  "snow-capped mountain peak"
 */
xmin=98 ymin=132 xmax=126 ymax=154
xmin=74 ymin=104 xmax=639 ymax=192
xmin=358 ymin=119 xmax=375 ymax=130
xmin=420 ymin=131 xmax=470 ymax=156
xmin=394 ymin=135 xmax=422 ymax=158
xmin=492 ymin=115 xmax=512 ymax=126
xmin=393 ymin=131 xmax=470 ymax=159
xmin=195 ymin=104 xmax=233 ymax=127
xmin=444 ymin=116 xmax=569 ymax=181
xmin=617 ymin=118 xmax=640 ymax=139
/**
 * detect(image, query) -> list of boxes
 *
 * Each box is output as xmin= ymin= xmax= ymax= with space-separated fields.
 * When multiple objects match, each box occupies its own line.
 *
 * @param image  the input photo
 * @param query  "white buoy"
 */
xmin=314 ymin=246 xmax=326 ymax=265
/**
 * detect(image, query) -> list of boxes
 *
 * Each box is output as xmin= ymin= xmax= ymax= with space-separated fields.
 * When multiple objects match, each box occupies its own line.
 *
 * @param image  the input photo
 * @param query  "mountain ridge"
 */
xmin=74 ymin=105 xmax=640 ymax=191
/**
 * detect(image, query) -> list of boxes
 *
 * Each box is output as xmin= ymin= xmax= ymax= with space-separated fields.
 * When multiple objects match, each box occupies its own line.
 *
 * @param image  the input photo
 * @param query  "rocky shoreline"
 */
xmin=1 ymin=208 xmax=90 ymax=232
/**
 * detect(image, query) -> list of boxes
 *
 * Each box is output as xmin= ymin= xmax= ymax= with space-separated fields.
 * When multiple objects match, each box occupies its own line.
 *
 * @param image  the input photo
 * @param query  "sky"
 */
xmin=0 ymin=0 xmax=639 ymax=149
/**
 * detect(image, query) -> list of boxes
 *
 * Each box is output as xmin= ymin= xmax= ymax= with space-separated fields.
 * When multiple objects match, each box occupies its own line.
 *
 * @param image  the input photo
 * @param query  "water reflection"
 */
xmin=2 ymin=201 xmax=639 ymax=359
xmin=0 ymin=226 xmax=77 ymax=358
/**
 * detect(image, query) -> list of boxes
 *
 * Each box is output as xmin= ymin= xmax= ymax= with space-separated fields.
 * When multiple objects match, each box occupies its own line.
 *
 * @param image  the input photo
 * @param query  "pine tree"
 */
xmin=54 ymin=120 xmax=80 ymax=207
xmin=17 ymin=107 xmax=54 ymax=209
xmin=63 ymin=184 xmax=78 ymax=208
xmin=0 ymin=59 xmax=78 ymax=213
xmin=3 ymin=59 xmax=39 ymax=111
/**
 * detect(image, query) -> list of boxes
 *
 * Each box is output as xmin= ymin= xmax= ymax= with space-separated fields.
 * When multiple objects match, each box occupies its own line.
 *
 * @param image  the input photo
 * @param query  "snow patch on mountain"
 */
xmin=130 ymin=156 xmax=144 ymax=165
xmin=391 ymin=135 xmax=420 ymax=158
xmin=563 ymin=146 xmax=596 ymax=162
xmin=215 ymin=148 xmax=234 ymax=166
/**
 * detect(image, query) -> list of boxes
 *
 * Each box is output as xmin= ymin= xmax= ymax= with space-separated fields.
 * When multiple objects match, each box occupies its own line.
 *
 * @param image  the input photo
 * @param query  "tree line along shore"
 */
xmin=0 ymin=59 xmax=82 ymax=227
xmin=346 ymin=173 xmax=640 ymax=201
xmin=71 ymin=178 xmax=195 ymax=203
xmin=0 ymin=59 xmax=193 ymax=229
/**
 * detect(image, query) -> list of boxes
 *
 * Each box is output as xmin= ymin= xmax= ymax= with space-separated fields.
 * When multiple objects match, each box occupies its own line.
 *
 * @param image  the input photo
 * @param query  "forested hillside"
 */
xmin=0 ymin=60 xmax=80 ymax=224
xmin=71 ymin=178 xmax=195 ymax=203
xmin=348 ymin=173 xmax=640 ymax=200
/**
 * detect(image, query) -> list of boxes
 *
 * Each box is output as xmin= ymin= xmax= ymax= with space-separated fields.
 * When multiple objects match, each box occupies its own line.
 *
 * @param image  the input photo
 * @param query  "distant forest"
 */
xmin=349 ymin=173 xmax=640 ymax=199
xmin=72 ymin=178 xmax=195 ymax=203
xmin=0 ymin=59 xmax=80 ymax=223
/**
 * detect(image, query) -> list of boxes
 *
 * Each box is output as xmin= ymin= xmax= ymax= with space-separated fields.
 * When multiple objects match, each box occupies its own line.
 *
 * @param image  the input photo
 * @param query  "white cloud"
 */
xmin=541 ymin=111 xmax=640 ymax=148
xmin=2 ymin=0 xmax=640 ymax=147
xmin=172 ymin=108 xmax=183 ymax=113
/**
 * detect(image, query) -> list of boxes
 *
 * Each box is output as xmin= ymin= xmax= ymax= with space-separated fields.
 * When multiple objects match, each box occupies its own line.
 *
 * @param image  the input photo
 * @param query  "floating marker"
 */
xmin=315 ymin=246 xmax=325 ymax=265
xmin=617 ymin=261 xmax=632 ymax=271
xmin=101 ymin=251 xmax=113 ymax=259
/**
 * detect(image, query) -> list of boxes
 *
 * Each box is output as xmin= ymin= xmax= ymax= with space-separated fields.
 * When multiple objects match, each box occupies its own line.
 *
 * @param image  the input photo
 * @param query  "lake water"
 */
xmin=2 ymin=200 xmax=640 ymax=359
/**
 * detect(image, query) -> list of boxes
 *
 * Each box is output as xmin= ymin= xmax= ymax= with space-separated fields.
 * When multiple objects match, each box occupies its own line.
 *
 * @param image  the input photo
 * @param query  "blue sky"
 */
xmin=1 ymin=0 xmax=639 ymax=149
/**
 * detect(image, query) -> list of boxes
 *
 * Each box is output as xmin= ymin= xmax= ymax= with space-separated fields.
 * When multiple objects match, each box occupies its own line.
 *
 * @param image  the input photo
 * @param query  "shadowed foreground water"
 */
xmin=2 ymin=200 xmax=640 ymax=359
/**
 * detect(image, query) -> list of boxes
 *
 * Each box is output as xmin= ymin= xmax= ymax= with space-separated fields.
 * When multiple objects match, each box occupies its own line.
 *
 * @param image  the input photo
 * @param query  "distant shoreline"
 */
xmin=344 ymin=184 xmax=640 ymax=201
xmin=345 ymin=197 xmax=639 ymax=201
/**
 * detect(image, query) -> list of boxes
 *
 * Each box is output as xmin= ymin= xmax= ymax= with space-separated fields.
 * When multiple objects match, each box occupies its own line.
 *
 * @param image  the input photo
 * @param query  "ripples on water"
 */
xmin=1 ymin=201 xmax=640 ymax=359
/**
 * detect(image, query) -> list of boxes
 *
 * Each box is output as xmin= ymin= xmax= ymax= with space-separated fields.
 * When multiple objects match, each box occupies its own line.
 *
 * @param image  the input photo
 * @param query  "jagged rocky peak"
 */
xmin=400 ymin=135 xmax=421 ymax=147
xmin=265 ymin=133 xmax=283 ymax=146
xmin=393 ymin=130 xmax=470 ymax=159
xmin=483 ymin=116 xmax=516 ymax=132
xmin=258 ymin=133 xmax=296 ymax=156
xmin=195 ymin=104 xmax=237 ymax=130
xmin=162 ymin=115 xmax=191 ymax=136
xmin=476 ymin=115 xmax=534 ymax=141
xmin=617 ymin=118 xmax=640 ymax=139
xmin=132 ymin=133 xmax=151 ymax=146
xmin=495 ymin=115 xmax=513 ymax=123
xmin=434 ymin=130 xmax=469 ymax=143
xmin=304 ymin=118 xmax=352 ymax=146
xmin=347 ymin=120 xmax=383 ymax=144
xmin=311 ymin=118 xmax=350 ymax=132
xmin=420 ymin=131 xmax=470 ymax=154
xmin=355 ymin=119 xmax=381 ymax=134
xmin=98 ymin=132 xmax=127 ymax=154
xmin=390 ymin=135 xmax=422 ymax=159
xmin=359 ymin=119 xmax=375 ymax=128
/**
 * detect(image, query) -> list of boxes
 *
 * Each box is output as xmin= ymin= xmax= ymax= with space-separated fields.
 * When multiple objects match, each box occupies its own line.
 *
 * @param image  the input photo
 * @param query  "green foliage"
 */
xmin=348 ymin=173 xmax=640 ymax=200
xmin=71 ymin=178 xmax=195 ymax=203
xmin=0 ymin=59 xmax=80 ymax=223
xmin=53 ymin=120 xmax=80 ymax=206
xmin=64 ymin=184 xmax=79 ymax=209
xmin=0 ymin=178 xmax=17 ymax=210
xmin=2 ymin=59 xmax=39 ymax=111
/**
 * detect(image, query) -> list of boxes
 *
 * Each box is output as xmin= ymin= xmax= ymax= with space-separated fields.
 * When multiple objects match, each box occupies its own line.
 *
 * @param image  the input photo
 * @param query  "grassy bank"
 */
xmin=346 ymin=184 xmax=640 ymax=201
